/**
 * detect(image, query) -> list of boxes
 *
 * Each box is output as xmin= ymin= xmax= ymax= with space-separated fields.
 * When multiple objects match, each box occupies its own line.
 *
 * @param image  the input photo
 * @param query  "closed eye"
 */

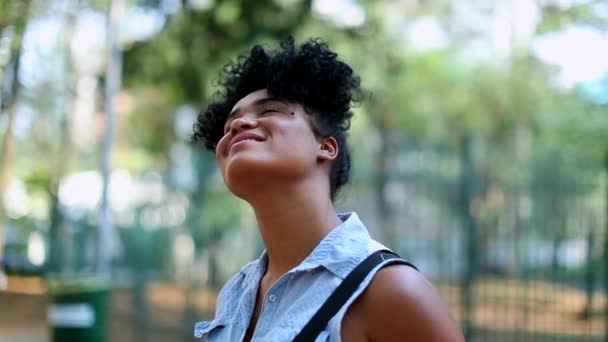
xmin=223 ymin=110 xmax=277 ymax=133
xmin=261 ymin=109 xmax=279 ymax=115
xmin=223 ymin=101 xmax=288 ymax=133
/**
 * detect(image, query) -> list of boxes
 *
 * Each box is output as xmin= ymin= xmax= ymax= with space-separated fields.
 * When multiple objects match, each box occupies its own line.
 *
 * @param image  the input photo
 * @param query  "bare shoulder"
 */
xmin=342 ymin=264 xmax=465 ymax=342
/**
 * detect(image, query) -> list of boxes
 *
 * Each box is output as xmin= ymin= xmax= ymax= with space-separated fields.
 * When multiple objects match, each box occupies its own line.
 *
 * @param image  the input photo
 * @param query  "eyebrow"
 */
xmin=227 ymin=96 xmax=288 ymax=122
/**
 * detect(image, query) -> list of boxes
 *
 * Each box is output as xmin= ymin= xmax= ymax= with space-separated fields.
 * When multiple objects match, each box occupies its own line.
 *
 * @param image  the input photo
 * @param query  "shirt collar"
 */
xmin=240 ymin=212 xmax=372 ymax=285
xmin=291 ymin=212 xmax=372 ymax=278
xmin=240 ymin=252 xmax=267 ymax=290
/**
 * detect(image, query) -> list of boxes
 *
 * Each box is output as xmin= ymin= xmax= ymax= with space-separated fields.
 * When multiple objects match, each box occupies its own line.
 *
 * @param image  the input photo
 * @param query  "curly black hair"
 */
xmin=193 ymin=37 xmax=361 ymax=201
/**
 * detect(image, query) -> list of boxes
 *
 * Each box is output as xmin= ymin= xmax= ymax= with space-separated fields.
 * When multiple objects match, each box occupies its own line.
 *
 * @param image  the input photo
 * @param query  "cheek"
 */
xmin=215 ymin=146 xmax=222 ymax=161
xmin=216 ymin=136 xmax=229 ymax=158
xmin=276 ymin=132 xmax=320 ymax=163
xmin=274 ymin=120 xmax=317 ymax=144
xmin=215 ymin=142 xmax=230 ymax=176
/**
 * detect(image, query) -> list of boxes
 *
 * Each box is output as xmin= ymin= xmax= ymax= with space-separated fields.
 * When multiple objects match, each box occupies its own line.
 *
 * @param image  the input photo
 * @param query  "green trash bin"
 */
xmin=48 ymin=279 xmax=111 ymax=342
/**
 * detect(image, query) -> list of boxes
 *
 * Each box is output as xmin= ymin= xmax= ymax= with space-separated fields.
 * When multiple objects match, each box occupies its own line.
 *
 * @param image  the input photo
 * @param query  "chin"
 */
xmin=224 ymin=174 xmax=269 ymax=201
xmin=222 ymin=157 xmax=270 ymax=196
xmin=224 ymin=153 xmax=267 ymax=176
xmin=222 ymin=157 xmax=307 ymax=198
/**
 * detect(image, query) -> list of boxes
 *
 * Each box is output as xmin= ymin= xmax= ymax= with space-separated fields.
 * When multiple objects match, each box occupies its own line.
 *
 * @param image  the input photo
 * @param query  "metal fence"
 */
xmin=342 ymin=134 xmax=607 ymax=342
xmin=2 ymin=135 xmax=606 ymax=342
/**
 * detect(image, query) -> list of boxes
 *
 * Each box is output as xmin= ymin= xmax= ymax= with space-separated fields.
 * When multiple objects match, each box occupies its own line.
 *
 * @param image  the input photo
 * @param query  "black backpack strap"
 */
xmin=292 ymin=250 xmax=418 ymax=342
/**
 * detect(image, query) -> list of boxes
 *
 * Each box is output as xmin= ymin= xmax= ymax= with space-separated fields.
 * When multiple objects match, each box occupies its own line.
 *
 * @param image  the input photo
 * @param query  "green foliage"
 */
xmin=0 ymin=0 xmax=31 ymax=32
xmin=123 ymin=0 xmax=313 ymax=105
xmin=190 ymin=187 xmax=246 ymax=247
xmin=538 ymin=1 xmax=608 ymax=34
xmin=124 ymin=88 xmax=177 ymax=167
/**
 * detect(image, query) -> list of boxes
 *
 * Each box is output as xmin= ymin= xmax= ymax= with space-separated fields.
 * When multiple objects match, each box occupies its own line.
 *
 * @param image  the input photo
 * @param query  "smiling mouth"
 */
xmin=229 ymin=133 xmax=265 ymax=151
xmin=232 ymin=138 xmax=259 ymax=148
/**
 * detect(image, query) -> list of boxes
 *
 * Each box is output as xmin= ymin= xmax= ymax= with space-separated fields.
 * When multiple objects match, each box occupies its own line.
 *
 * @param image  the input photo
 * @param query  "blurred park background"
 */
xmin=1 ymin=0 xmax=608 ymax=341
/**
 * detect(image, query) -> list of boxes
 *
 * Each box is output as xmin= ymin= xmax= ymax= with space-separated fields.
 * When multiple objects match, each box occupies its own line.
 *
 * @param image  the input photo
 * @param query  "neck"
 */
xmin=247 ymin=179 xmax=342 ymax=280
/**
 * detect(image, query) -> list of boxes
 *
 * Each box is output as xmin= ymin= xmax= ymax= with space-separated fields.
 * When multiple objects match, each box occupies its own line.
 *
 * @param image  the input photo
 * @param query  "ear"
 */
xmin=318 ymin=136 xmax=338 ymax=161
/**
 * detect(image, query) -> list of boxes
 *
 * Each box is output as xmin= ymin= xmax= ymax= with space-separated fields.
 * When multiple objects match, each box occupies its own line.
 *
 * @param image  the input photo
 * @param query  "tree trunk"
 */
xmin=96 ymin=0 xmax=124 ymax=276
xmin=581 ymin=215 xmax=595 ymax=320
xmin=460 ymin=132 xmax=478 ymax=341
xmin=46 ymin=0 xmax=79 ymax=275
xmin=0 ymin=0 xmax=30 ymax=275
xmin=0 ymin=0 xmax=30 ymax=205
xmin=0 ymin=57 xmax=19 ymax=208
xmin=375 ymin=123 xmax=390 ymax=244
xmin=602 ymin=149 xmax=608 ymax=342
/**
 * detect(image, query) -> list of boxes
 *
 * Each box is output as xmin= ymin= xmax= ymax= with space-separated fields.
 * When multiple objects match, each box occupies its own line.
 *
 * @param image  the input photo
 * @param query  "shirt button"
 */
xmin=268 ymin=294 xmax=277 ymax=302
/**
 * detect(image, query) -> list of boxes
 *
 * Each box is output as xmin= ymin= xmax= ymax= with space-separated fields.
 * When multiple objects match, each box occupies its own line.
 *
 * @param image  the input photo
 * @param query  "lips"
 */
xmin=229 ymin=132 xmax=265 ymax=150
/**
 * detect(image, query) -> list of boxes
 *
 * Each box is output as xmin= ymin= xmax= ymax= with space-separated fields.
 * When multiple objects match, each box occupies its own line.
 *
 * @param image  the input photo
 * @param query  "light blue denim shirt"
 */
xmin=194 ymin=212 xmax=397 ymax=341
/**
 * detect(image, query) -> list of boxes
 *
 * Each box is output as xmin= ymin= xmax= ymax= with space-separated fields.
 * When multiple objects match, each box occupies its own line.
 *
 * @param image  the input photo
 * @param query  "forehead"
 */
xmin=231 ymin=89 xmax=271 ymax=112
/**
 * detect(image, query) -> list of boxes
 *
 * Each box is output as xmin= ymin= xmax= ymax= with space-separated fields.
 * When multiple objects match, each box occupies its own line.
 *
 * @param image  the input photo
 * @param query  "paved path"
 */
xmin=0 ymin=291 xmax=48 ymax=342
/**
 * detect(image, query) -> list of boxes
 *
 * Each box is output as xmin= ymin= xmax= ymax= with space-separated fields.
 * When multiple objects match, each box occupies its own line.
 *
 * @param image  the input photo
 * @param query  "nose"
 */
xmin=229 ymin=115 xmax=258 ymax=135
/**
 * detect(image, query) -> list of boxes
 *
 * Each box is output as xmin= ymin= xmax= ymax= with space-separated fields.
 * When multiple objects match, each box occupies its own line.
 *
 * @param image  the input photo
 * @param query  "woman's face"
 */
xmin=215 ymin=89 xmax=323 ymax=197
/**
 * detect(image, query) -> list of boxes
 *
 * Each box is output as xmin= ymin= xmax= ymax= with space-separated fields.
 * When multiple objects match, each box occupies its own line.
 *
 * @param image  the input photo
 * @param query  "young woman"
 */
xmin=193 ymin=38 xmax=464 ymax=341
